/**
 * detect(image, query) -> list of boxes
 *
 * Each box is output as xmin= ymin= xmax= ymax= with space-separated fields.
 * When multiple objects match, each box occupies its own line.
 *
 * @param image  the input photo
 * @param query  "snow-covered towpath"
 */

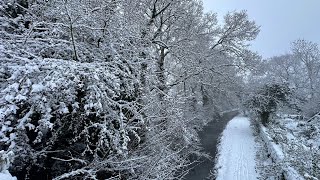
xmin=215 ymin=116 xmax=258 ymax=180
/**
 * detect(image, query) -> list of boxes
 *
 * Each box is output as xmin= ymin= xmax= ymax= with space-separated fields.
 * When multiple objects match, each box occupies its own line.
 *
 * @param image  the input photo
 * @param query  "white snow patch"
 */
xmin=215 ymin=116 xmax=258 ymax=180
xmin=31 ymin=83 xmax=45 ymax=93
xmin=260 ymin=126 xmax=284 ymax=161
xmin=0 ymin=171 xmax=16 ymax=180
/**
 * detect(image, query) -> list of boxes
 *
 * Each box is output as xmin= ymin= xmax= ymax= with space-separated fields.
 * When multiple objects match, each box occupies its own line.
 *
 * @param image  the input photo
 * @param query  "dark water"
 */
xmin=183 ymin=110 xmax=239 ymax=180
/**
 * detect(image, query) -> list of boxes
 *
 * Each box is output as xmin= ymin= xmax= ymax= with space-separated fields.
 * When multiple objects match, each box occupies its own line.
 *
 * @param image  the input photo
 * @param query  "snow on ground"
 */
xmin=215 ymin=116 xmax=258 ymax=180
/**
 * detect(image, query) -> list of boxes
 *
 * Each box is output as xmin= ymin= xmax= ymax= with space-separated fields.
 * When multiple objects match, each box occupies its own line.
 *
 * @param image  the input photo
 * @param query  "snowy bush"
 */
xmin=0 ymin=40 xmax=147 ymax=179
xmin=244 ymin=83 xmax=291 ymax=126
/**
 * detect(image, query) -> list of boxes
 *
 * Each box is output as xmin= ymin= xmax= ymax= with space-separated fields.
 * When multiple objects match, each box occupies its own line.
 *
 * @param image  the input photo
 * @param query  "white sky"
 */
xmin=202 ymin=0 xmax=320 ymax=59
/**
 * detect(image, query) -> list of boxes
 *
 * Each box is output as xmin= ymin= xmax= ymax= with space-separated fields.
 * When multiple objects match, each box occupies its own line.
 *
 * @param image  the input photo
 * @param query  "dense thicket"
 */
xmin=0 ymin=0 xmax=259 ymax=179
xmin=244 ymin=83 xmax=291 ymax=125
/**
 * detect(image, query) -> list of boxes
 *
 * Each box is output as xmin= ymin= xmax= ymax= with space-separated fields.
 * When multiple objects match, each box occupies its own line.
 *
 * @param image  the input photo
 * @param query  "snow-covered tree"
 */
xmin=291 ymin=39 xmax=320 ymax=117
xmin=251 ymin=39 xmax=320 ymax=117
xmin=244 ymin=83 xmax=292 ymax=126
xmin=0 ymin=0 xmax=261 ymax=179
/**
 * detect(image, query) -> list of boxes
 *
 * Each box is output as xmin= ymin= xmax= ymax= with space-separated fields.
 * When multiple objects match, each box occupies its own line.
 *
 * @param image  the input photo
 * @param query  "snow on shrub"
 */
xmin=244 ymin=83 xmax=292 ymax=126
xmin=0 ymin=41 xmax=144 ymax=179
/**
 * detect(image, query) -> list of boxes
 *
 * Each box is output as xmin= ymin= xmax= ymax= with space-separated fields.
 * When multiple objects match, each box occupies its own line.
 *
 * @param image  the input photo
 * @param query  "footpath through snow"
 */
xmin=215 ymin=116 xmax=258 ymax=180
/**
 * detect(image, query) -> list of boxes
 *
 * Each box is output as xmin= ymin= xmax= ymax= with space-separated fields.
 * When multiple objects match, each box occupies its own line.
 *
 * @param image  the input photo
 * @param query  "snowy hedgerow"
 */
xmin=0 ymin=37 xmax=145 ymax=179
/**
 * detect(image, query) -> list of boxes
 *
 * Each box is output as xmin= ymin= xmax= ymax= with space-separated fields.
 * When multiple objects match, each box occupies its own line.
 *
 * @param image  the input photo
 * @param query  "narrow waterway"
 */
xmin=183 ymin=110 xmax=239 ymax=180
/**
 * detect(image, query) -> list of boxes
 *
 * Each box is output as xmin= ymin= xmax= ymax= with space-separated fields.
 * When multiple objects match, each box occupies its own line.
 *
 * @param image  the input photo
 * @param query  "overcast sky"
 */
xmin=202 ymin=0 xmax=320 ymax=59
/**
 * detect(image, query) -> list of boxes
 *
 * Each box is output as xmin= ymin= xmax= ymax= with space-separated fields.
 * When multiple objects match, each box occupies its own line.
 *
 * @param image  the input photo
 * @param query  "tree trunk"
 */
xmin=157 ymin=47 xmax=166 ymax=101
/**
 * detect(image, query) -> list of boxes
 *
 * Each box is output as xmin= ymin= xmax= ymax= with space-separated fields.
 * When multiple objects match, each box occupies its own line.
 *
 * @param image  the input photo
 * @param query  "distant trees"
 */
xmin=291 ymin=39 xmax=320 ymax=116
xmin=292 ymin=39 xmax=320 ymax=95
xmin=245 ymin=39 xmax=320 ymax=121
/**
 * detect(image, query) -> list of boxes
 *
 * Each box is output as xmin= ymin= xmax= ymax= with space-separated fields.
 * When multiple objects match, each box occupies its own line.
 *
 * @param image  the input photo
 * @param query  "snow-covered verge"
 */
xmin=214 ymin=116 xmax=258 ymax=180
xmin=242 ymin=81 xmax=320 ymax=179
xmin=260 ymin=115 xmax=320 ymax=180
xmin=260 ymin=126 xmax=304 ymax=180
